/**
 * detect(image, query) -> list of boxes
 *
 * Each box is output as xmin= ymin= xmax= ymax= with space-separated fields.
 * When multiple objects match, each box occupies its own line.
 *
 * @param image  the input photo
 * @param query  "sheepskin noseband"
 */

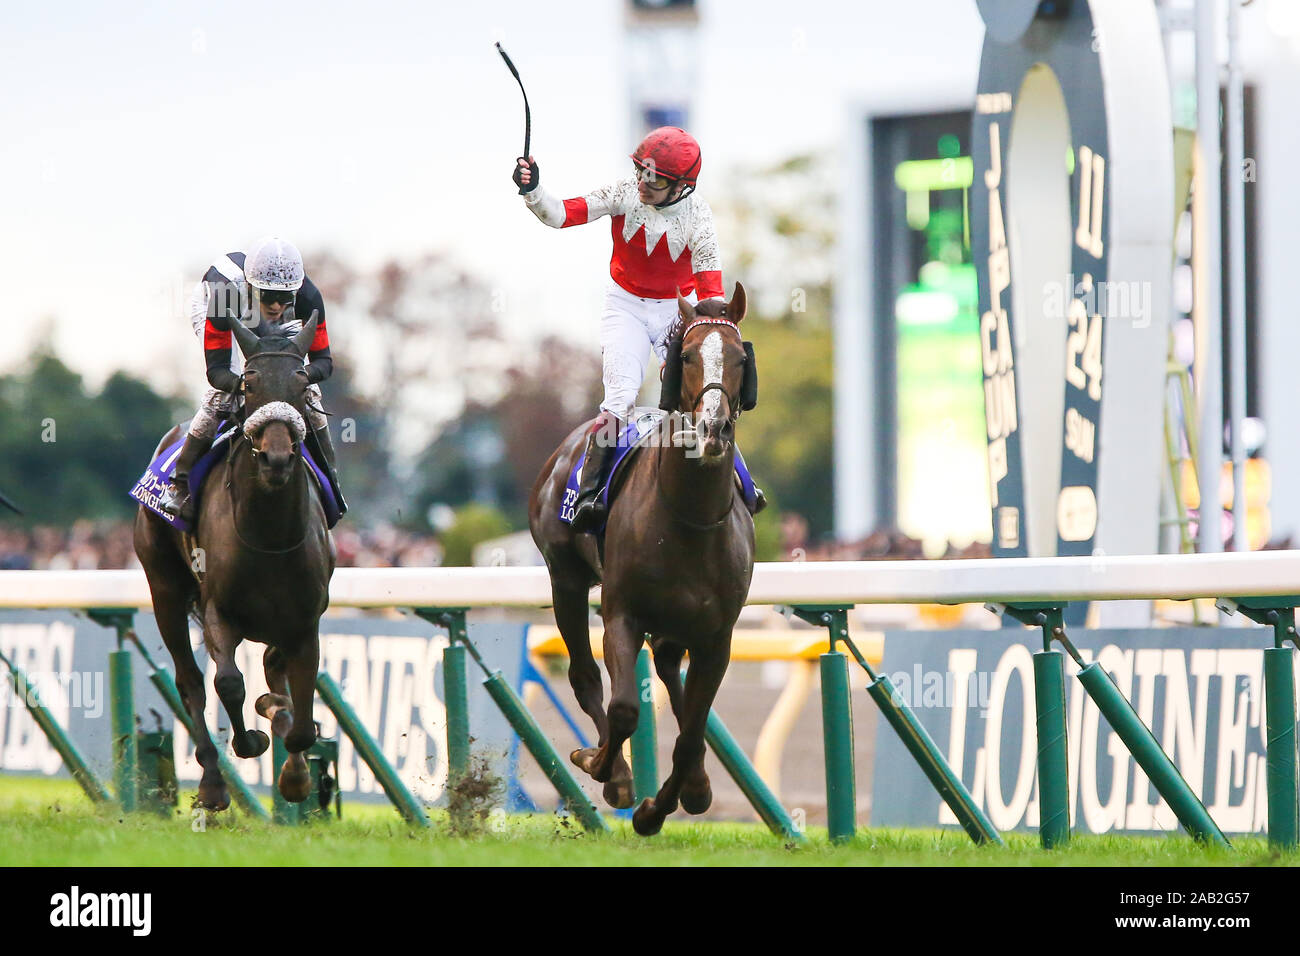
xmin=243 ymin=401 xmax=307 ymax=442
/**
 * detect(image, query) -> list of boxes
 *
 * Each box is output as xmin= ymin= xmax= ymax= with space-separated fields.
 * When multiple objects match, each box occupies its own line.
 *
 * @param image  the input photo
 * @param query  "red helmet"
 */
xmin=631 ymin=127 xmax=702 ymax=187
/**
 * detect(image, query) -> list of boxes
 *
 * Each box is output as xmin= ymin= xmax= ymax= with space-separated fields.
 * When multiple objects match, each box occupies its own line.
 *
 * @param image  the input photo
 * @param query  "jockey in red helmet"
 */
xmin=513 ymin=127 xmax=762 ymax=531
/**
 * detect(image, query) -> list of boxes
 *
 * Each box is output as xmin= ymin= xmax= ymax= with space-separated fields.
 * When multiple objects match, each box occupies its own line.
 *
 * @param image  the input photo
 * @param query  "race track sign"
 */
xmin=970 ymin=0 xmax=1172 ymax=587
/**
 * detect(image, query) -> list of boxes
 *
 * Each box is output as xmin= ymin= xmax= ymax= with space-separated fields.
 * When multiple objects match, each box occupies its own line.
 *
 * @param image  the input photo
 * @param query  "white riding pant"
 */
xmin=599 ymin=282 xmax=696 ymax=421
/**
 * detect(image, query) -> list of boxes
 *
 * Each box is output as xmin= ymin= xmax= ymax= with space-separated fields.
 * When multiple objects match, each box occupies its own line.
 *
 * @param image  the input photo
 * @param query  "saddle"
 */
xmin=559 ymin=408 xmax=758 ymax=535
xmin=129 ymin=421 xmax=343 ymax=532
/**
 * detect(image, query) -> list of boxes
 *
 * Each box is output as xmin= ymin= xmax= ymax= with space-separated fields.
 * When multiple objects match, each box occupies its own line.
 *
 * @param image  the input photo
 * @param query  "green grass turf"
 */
xmin=1 ymin=775 xmax=1295 ymax=866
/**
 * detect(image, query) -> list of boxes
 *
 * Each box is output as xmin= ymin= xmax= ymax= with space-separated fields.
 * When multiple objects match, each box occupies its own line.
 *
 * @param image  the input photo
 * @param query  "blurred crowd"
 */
xmin=0 ymin=520 xmax=446 ymax=570
xmin=1 ymin=515 xmax=993 ymax=571
xmin=778 ymin=513 xmax=992 ymax=561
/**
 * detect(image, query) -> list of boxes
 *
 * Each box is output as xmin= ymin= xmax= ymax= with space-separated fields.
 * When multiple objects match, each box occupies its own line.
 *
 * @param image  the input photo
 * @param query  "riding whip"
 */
xmin=496 ymin=42 xmax=532 ymax=193
xmin=0 ymin=489 xmax=19 ymax=515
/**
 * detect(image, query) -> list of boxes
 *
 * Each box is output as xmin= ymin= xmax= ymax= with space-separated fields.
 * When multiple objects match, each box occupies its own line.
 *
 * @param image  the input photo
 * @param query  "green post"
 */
xmin=865 ymin=673 xmax=1003 ymax=846
xmin=1264 ymin=646 xmax=1298 ymax=849
xmin=1225 ymin=598 xmax=1300 ymax=850
xmin=704 ymin=707 xmax=805 ymax=842
xmin=632 ymin=647 xmax=658 ymax=804
xmin=0 ymin=647 xmax=111 ymax=803
xmin=1001 ymin=604 xmax=1074 ymax=848
xmin=271 ymin=735 xmax=298 ymax=825
xmin=108 ymin=648 xmax=137 ymax=812
xmin=315 ymin=671 xmax=431 ymax=827
xmin=819 ymin=651 xmax=856 ymax=844
xmin=1076 ymin=662 xmax=1229 ymax=847
xmin=1033 ymin=649 xmax=1071 ymax=848
xmin=481 ymin=669 xmax=608 ymax=832
xmin=444 ymin=643 xmax=470 ymax=789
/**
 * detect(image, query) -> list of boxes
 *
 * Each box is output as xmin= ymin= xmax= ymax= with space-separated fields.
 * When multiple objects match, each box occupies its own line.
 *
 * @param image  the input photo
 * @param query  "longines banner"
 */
xmin=0 ymin=610 xmax=524 ymax=805
xmin=873 ymin=628 xmax=1285 ymax=835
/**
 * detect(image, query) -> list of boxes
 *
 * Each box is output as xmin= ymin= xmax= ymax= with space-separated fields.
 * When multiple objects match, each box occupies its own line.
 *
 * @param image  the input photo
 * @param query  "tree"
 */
xmin=711 ymin=153 xmax=837 ymax=538
xmin=0 ymin=344 xmax=188 ymax=526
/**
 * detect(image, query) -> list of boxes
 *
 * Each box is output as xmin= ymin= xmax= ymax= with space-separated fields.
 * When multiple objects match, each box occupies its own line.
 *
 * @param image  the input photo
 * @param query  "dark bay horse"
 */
xmin=134 ymin=315 xmax=335 ymax=810
xmin=529 ymin=284 xmax=757 ymax=835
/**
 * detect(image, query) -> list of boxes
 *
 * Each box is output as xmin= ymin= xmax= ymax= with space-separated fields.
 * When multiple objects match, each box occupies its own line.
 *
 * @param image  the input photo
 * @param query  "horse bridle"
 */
xmin=677 ymin=318 xmax=744 ymax=423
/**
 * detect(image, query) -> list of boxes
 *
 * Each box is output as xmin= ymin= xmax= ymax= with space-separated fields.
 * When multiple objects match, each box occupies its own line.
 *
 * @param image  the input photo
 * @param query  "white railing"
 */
xmin=1 ymin=551 xmax=1298 ymax=610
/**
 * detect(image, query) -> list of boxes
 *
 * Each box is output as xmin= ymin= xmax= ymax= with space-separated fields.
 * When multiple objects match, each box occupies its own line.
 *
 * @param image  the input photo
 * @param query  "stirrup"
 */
xmin=160 ymin=480 xmax=192 ymax=521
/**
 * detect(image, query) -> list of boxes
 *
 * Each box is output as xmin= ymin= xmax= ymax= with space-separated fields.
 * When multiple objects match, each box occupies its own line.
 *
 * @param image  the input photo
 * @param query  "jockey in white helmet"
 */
xmin=159 ymin=236 xmax=347 ymax=522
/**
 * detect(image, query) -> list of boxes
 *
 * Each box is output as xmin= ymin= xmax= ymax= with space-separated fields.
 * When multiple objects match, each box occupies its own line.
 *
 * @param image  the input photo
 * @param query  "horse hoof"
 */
xmin=197 ymin=781 xmax=230 ymax=812
xmin=603 ymin=779 xmax=635 ymax=810
xmin=570 ymin=748 xmax=599 ymax=775
xmin=632 ymin=798 xmax=664 ymax=837
xmin=680 ymin=780 xmax=712 ymax=815
xmin=271 ymin=710 xmax=293 ymax=739
xmin=255 ymin=693 xmax=290 ymax=719
xmin=278 ymin=767 xmax=312 ymax=804
xmin=234 ymin=729 xmax=270 ymax=759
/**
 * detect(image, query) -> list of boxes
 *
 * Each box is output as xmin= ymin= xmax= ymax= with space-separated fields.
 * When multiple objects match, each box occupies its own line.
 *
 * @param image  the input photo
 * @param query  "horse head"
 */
xmin=229 ymin=311 xmax=318 ymax=491
xmin=659 ymin=283 xmax=756 ymax=465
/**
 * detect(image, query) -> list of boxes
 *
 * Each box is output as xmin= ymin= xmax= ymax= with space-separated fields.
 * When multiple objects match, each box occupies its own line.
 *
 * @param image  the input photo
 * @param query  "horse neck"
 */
xmin=228 ymin=441 xmax=311 ymax=549
xmin=656 ymin=437 xmax=735 ymax=529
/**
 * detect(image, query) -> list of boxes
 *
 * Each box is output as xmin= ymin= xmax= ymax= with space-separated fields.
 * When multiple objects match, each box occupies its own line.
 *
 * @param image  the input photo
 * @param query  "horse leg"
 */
xmin=154 ymin=593 xmax=229 ymax=810
xmin=255 ymin=646 xmax=293 ymax=740
xmin=551 ymin=578 xmax=633 ymax=808
xmin=651 ymin=641 xmax=686 ymax=724
xmin=633 ymin=643 xmax=729 ymax=836
xmin=650 ymin=640 xmax=709 ymax=811
xmin=274 ymin=636 xmax=319 ymax=803
xmin=574 ymin=614 xmax=638 ymax=809
xmin=204 ymin=606 xmax=268 ymax=760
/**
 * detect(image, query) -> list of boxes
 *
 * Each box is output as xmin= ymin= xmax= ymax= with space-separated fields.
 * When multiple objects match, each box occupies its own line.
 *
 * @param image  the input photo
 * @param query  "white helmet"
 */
xmin=245 ymin=236 xmax=305 ymax=292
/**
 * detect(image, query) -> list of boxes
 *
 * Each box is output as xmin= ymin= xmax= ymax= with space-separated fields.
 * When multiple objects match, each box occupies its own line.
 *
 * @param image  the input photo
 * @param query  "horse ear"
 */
xmin=677 ymin=291 xmax=696 ymax=325
xmin=729 ymin=282 xmax=747 ymax=323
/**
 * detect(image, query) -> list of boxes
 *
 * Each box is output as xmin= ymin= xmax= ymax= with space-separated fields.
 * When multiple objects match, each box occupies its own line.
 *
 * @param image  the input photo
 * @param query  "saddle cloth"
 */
xmin=560 ymin=407 xmax=758 ymax=533
xmin=129 ymin=421 xmax=343 ymax=532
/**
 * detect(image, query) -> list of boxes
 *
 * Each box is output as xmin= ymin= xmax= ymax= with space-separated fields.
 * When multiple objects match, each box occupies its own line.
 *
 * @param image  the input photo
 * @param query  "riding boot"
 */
xmin=159 ymin=431 xmax=214 ymax=522
xmin=305 ymin=424 xmax=348 ymax=517
xmin=569 ymin=425 xmax=619 ymax=534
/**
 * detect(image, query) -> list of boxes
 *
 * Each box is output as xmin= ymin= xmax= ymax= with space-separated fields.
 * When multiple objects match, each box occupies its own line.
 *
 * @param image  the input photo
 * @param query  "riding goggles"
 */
xmin=253 ymin=288 xmax=296 ymax=306
xmin=634 ymin=163 xmax=674 ymax=190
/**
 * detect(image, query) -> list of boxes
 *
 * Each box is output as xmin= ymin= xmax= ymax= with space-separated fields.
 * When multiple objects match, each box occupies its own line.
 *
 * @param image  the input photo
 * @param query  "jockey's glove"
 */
xmin=512 ymin=157 xmax=539 ymax=194
xmin=306 ymin=363 xmax=327 ymax=384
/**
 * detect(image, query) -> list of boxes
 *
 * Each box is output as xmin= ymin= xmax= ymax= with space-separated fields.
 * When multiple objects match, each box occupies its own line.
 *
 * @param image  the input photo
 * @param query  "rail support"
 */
xmin=792 ymin=604 xmax=1001 ymax=846
xmin=88 ymin=609 xmax=139 ymax=812
xmin=0 ymin=644 xmax=112 ymax=804
xmin=315 ymin=670 xmax=431 ymax=827
xmin=1219 ymin=595 xmax=1300 ymax=849
xmin=415 ymin=607 xmax=608 ymax=833
xmin=998 ymin=603 xmax=1072 ymax=849
xmin=998 ymin=601 xmax=1229 ymax=848
xmin=631 ymin=647 xmax=658 ymax=804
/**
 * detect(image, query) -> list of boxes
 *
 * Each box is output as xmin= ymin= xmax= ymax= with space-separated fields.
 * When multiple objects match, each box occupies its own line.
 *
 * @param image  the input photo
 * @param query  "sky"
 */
xmin=0 ymin=0 xmax=984 ymax=397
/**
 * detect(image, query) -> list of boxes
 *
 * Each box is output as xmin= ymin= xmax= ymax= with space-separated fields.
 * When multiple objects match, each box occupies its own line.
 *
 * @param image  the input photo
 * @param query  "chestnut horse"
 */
xmin=134 ymin=316 xmax=335 ymax=811
xmin=529 ymin=284 xmax=757 ymax=835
